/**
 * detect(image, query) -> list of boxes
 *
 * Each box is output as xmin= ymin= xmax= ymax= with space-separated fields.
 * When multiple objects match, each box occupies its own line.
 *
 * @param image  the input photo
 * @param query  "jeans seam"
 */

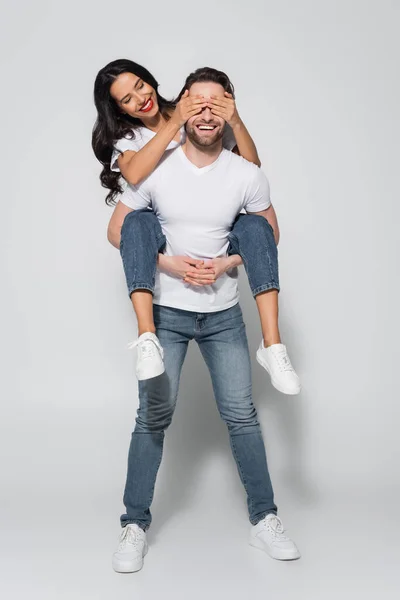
xmin=234 ymin=243 xmax=256 ymax=293
xmin=252 ymin=282 xmax=280 ymax=297
xmin=230 ymin=432 xmax=254 ymax=518
xmin=145 ymin=433 xmax=164 ymax=512
xmin=128 ymin=283 xmax=154 ymax=296
xmin=122 ymin=520 xmax=149 ymax=532
xmin=250 ymin=510 xmax=277 ymax=526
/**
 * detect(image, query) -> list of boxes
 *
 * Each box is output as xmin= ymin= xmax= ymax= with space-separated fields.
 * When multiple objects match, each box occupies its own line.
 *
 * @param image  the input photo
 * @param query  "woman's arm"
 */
xmin=118 ymin=119 xmax=179 ymax=186
xmin=118 ymin=92 xmax=208 ymax=186
xmin=231 ymin=121 xmax=261 ymax=167
xmin=209 ymin=92 xmax=261 ymax=167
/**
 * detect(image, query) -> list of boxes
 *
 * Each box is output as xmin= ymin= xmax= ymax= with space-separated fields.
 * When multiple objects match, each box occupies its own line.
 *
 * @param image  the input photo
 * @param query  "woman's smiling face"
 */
xmin=110 ymin=71 xmax=159 ymax=119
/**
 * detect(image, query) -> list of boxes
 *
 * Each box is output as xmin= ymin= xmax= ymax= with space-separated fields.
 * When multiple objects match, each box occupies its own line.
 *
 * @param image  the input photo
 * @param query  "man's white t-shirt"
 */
xmin=120 ymin=146 xmax=271 ymax=313
xmin=111 ymin=124 xmax=237 ymax=171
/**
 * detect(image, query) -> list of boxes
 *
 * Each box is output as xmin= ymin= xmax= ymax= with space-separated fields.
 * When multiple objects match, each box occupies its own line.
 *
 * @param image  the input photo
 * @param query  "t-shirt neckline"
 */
xmin=177 ymin=146 xmax=225 ymax=175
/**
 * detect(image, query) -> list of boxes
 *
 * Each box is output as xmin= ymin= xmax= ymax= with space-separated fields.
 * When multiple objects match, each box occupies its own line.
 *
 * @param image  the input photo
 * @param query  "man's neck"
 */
xmin=182 ymin=139 xmax=223 ymax=168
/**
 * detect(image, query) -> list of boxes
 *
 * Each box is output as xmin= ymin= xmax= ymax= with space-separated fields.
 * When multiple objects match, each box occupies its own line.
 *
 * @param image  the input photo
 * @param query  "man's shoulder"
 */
xmin=223 ymin=150 xmax=262 ymax=179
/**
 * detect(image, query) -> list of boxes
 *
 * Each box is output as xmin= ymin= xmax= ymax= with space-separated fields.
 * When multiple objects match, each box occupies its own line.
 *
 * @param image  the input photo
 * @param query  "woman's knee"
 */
xmin=229 ymin=214 xmax=274 ymax=249
xmin=121 ymin=209 xmax=165 ymax=251
xmin=122 ymin=209 xmax=159 ymax=233
xmin=239 ymin=214 xmax=273 ymax=237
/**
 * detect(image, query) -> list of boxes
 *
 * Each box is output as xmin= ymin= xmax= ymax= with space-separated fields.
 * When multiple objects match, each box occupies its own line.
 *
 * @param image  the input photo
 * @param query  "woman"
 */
xmin=92 ymin=60 xmax=300 ymax=395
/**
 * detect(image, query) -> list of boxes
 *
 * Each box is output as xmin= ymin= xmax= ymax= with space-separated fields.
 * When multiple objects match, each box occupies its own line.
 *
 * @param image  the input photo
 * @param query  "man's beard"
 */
xmin=185 ymin=124 xmax=224 ymax=148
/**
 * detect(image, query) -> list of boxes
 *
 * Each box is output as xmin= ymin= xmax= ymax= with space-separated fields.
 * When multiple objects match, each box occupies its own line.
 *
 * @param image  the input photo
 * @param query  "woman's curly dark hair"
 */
xmin=92 ymin=59 xmax=175 ymax=205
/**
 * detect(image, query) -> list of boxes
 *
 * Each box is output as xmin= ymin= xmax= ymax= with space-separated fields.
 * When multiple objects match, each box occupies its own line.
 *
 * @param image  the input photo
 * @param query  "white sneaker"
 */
xmin=112 ymin=524 xmax=148 ymax=573
xmin=256 ymin=342 xmax=301 ymax=395
xmin=129 ymin=332 xmax=165 ymax=381
xmin=250 ymin=514 xmax=301 ymax=560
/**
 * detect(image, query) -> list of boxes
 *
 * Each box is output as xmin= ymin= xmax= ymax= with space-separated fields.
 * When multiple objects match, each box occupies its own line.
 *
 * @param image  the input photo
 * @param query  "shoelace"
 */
xmin=128 ymin=335 xmax=163 ymax=360
xmin=262 ymin=516 xmax=290 ymax=541
xmin=118 ymin=526 xmax=140 ymax=550
xmin=272 ymin=348 xmax=294 ymax=373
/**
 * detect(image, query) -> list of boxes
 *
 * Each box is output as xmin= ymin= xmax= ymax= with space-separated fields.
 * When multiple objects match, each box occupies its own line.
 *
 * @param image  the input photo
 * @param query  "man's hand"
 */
xmin=158 ymin=255 xmax=205 ymax=279
xmin=184 ymin=255 xmax=241 ymax=287
xmin=208 ymin=92 xmax=241 ymax=129
xmin=171 ymin=90 xmax=208 ymax=127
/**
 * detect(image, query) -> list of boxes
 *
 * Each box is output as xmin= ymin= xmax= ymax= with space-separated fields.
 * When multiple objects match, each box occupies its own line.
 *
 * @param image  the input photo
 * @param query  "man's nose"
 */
xmin=201 ymin=106 xmax=213 ymax=121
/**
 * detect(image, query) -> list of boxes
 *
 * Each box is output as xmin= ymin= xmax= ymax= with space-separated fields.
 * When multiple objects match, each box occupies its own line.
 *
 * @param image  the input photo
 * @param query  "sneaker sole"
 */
xmin=250 ymin=537 xmax=301 ymax=561
xmin=256 ymin=353 xmax=301 ymax=396
xmin=136 ymin=363 xmax=165 ymax=381
xmin=112 ymin=543 xmax=148 ymax=573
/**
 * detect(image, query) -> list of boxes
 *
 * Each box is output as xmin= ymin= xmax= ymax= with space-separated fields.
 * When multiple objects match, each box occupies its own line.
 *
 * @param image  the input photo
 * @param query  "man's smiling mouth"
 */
xmin=197 ymin=125 xmax=217 ymax=131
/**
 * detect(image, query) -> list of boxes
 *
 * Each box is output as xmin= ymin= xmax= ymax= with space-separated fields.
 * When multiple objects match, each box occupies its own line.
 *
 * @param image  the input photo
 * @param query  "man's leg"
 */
xmin=121 ymin=306 xmax=192 ymax=530
xmin=196 ymin=303 xmax=277 ymax=525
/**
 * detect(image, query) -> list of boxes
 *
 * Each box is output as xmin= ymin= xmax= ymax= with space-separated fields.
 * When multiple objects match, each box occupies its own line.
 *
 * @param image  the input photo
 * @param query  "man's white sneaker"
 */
xmin=129 ymin=332 xmax=165 ymax=381
xmin=250 ymin=514 xmax=301 ymax=561
xmin=256 ymin=342 xmax=301 ymax=395
xmin=112 ymin=524 xmax=148 ymax=573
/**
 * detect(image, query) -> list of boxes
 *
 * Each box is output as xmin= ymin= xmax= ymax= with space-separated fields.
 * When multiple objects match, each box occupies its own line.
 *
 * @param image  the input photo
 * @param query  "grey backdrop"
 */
xmin=1 ymin=0 xmax=399 ymax=598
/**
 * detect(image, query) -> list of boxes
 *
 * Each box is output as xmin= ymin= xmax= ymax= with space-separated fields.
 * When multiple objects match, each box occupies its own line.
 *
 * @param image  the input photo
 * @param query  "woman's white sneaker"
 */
xmin=112 ymin=524 xmax=148 ymax=573
xmin=250 ymin=514 xmax=301 ymax=560
xmin=256 ymin=342 xmax=301 ymax=395
xmin=128 ymin=332 xmax=165 ymax=381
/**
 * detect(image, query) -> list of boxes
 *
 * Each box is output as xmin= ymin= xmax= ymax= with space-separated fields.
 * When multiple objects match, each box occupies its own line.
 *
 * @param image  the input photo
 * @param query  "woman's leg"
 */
xmin=120 ymin=209 xmax=167 ymax=380
xmin=120 ymin=209 xmax=166 ymax=334
xmin=228 ymin=214 xmax=280 ymax=347
xmin=255 ymin=290 xmax=280 ymax=347
xmin=228 ymin=214 xmax=300 ymax=394
xmin=131 ymin=291 xmax=156 ymax=336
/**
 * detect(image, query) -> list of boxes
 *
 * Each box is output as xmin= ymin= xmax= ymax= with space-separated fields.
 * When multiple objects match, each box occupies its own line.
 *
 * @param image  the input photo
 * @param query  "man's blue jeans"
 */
xmin=121 ymin=303 xmax=278 ymax=530
xmin=119 ymin=210 xmax=280 ymax=298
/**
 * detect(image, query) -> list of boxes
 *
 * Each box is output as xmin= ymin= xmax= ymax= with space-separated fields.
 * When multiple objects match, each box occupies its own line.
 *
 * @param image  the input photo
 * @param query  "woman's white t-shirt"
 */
xmin=110 ymin=124 xmax=237 ymax=172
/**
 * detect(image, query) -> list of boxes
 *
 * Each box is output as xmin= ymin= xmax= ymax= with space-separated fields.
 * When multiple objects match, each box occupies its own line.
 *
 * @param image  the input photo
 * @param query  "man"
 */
xmin=109 ymin=68 xmax=300 ymax=572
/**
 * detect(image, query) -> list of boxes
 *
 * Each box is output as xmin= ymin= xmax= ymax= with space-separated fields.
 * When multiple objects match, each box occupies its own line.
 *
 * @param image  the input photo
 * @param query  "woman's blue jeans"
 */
xmin=119 ymin=209 xmax=280 ymax=299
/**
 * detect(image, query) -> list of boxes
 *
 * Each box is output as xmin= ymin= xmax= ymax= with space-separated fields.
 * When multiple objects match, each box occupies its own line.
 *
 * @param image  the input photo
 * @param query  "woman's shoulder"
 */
xmin=116 ymin=126 xmax=147 ymax=144
xmin=114 ymin=127 xmax=151 ymax=153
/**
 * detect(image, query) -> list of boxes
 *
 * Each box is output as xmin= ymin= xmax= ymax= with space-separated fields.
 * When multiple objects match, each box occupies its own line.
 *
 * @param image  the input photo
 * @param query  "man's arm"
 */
xmin=246 ymin=204 xmax=280 ymax=245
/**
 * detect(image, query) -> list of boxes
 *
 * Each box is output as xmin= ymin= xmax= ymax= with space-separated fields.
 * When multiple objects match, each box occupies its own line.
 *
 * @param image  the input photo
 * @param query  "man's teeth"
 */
xmin=198 ymin=125 xmax=215 ymax=130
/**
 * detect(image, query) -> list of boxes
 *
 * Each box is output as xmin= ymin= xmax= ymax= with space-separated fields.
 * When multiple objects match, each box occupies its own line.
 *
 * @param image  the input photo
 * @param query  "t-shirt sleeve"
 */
xmin=243 ymin=166 xmax=272 ymax=213
xmin=119 ymin=181 xmax=151 ymax=210
xmin=222 ymin=124 xmax=237 ymax=151
xmin=110 ymin=134 xmax=142 ymax=172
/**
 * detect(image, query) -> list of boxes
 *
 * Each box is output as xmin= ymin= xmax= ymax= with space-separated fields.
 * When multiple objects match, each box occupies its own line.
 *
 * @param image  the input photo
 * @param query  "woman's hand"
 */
xmin=208 ymin=92 xmax=241 ymax=129
xmin=171 ymin=90 xmax=208 ymax=128
xmin=184 ymin=256 xmax=240 ymax=287
xmin=158 ymin=254 xmax=205 ymax=279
